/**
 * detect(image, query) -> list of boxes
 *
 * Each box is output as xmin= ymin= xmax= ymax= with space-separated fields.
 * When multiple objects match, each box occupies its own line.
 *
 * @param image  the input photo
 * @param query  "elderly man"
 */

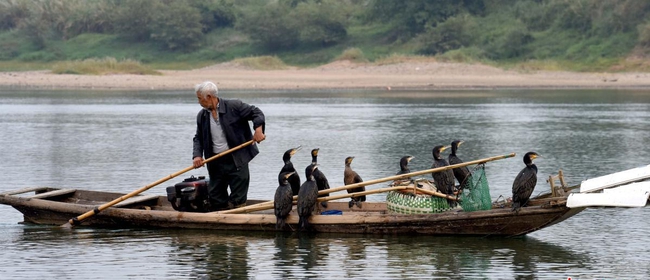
xmin=192 ymin=81 xmax=266 ymax=211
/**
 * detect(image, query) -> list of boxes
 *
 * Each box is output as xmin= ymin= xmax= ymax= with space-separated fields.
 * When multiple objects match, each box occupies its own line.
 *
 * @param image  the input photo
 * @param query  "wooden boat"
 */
xmin=0 ymin=186 xmax=583 ymax=237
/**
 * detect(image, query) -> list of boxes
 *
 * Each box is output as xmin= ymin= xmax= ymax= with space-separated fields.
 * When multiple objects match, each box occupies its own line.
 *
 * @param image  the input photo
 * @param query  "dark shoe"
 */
xmin=209 ymin=203 xmax=229 ymax=212
xmin=227 ymin=201 xmax=247 ymax=209
xmin=232 ymin=202 xmax=247 ymax=209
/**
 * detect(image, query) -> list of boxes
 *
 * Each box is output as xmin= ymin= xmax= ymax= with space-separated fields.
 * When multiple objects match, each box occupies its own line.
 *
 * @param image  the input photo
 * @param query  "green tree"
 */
xmin=418 ymin=14 xmax=477 ymax=55
xmin=366 ymin=0 xmax=484 ymax=37
xmin=237 ymin=2 xmax=298 ymax=50
xmin=111 ymin=0 xmax=159 ymax=42
xmin=192 ymin=0 xmax=237 ymax=32
xmin=0 ymin=0 xmax=30 ymax=30
xmin=290 ymin=1 xmax=348 ymax=46
xmin=512 ymin=0 xmax=554 ymax=31
xmin=483 ymin=25 xmax=533 ymax=59
xmin=17 ymin=0 xmax=75 ymax=46
xmin=65 ymin=0 xmax=115 ymax=35
xmin=149 ymin=1 xmax=203 ymax=50
xmin=637 ymin=23 xmax=650 ymax=48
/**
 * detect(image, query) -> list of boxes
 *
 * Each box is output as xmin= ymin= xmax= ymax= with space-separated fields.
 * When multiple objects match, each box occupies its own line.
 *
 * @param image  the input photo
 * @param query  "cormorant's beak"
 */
xmin=407 ymin=156 xmax=414 ymax=162
xmin=290 ymin=146 xmax=302 ymax=156
xmin=442 ymin=145 xmax=451 ymax=151
xmin=531 ymin=154 xmax=540 ymax=160
xmin=458 ymin=141 xmax=464 ymax=147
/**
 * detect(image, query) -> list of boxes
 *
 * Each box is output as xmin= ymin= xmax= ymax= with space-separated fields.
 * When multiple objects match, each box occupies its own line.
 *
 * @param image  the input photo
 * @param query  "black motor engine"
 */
xmin=166 ymin=176 xmax=210 ymax=212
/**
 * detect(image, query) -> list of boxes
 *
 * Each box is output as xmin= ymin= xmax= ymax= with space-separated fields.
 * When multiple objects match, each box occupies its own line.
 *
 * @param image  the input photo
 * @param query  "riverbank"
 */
xmin=2 ymin=60 xmax=650 ymax=91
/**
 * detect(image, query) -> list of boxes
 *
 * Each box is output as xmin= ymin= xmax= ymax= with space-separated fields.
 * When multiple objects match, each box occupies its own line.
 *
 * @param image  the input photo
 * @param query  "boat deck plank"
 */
xmin=30 ymin=189 xmax=76 ymax=199
xmin=1 ymin=186 xmax=49 ymax=196
xmin=115 ymin=195 xmax=160 ymax=208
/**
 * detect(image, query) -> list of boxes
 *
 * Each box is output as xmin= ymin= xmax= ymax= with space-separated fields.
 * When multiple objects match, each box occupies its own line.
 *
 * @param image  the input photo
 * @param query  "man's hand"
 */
xmin=193 ymin=156 xmax=204 ymax=168
xmin=253 ymin=126 xmax=266 ymax=143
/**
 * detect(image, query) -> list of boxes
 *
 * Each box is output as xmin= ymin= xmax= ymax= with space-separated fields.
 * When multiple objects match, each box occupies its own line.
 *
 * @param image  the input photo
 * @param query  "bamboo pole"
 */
xmin=219 ymin=152 xmax=515 ymax=214
xmin=408 ymin=187 xmax=458 ymax=200
xmin=62 ymin=140 xmax=256 ymax=228
xmin=234 ymin=186 xmax=410 ymax=214
xmin=319 ymin=186 xmax=407 ymax=201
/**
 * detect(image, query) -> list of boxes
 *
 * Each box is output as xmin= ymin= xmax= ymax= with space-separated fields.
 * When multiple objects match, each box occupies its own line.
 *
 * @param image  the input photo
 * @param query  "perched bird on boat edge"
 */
xmin=280 ymin=146 xmax=302 ymax=195
xmin=448 ymin=140 xmax=472 ymax=192
xmin=397 ymin=156 xmax=414 ymax=176
xmin=395 ymin=156 xmax=415 ymax=175
xmin=306 ymin=148 xmax=330 ymax=208
xmin=344 ymin=156 xmax=365 ymax=208
xmin=298 ymin=164 xmax=320 ymax=231
xmin=274 ymin=171 xmax=296 ymax=230
xmin=431 ymin=145 xmax=457 ymax=207
xmin=393 ymin=155 xmax=414 ymax=185
xmin=512 ymin=151 xmax=540 ymax=212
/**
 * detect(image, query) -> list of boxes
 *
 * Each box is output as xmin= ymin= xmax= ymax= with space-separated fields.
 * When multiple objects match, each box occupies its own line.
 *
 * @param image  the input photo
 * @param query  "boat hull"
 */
xmin=1 ymin=188 xmax=583 ymax=237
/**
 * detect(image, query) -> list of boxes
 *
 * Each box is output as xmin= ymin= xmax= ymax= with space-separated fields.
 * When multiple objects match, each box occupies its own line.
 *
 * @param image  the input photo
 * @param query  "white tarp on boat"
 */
xmin=602 ymin=182 xmax=650 ymax=194
xmin=568 ymin=182 xmax=650 ymax=208
xmin=579 ymin=164 xmax=650 ymax=193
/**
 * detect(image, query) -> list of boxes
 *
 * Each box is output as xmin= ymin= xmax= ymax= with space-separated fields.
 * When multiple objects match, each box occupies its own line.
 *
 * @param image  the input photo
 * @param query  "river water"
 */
xmin=0 ymin=89 xmax=649 ymax=279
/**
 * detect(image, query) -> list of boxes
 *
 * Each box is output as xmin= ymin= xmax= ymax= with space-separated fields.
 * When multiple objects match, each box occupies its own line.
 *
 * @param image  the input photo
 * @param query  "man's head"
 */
xmin=195 ymin=81 xmax=218 ymax=109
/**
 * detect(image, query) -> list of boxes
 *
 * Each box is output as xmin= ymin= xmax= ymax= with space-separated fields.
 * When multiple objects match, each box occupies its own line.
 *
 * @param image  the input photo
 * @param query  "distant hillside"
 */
xmin=1 ymin=0 xmax=649 ymax=72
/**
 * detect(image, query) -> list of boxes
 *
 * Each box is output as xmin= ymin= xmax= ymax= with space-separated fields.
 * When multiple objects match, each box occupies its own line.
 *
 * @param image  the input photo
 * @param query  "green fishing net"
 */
xmin=458 ymin=164 xmax=492 ymax=212
xmin=386 ymin=164 xmax=492 ymax=214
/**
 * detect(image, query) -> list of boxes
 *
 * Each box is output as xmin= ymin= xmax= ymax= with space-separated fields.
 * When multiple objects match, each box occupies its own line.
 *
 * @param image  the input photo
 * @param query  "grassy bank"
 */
xmin=1 ymin=0 xmax=649 ymax=74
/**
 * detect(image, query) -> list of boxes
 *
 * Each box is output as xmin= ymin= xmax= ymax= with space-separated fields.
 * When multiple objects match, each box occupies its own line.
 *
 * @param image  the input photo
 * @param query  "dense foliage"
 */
xmin=1 ymin=0 xmax=650 ymax=70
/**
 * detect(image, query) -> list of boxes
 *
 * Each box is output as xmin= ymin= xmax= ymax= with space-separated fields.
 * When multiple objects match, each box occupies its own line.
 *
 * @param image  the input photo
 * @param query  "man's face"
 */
xmin=196 ymin=91 xmax=214 ymax=109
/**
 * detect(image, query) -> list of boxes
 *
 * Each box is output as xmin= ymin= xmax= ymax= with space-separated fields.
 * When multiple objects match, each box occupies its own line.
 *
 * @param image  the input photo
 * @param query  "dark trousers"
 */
xmin=206 ymin=154 xmax=250 ymax=209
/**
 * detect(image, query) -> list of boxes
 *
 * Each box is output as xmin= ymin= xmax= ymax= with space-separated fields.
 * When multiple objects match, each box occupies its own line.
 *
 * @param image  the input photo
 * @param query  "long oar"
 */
xmin=319 ymin=185 xmax=409 ymax=202
xmin=318 ymin=185 xmax=457 ymax=203
xmin=61 ymin=140 xmax=256 ymax=228
xmin=220 ymin=152 xmax=515 ymax=214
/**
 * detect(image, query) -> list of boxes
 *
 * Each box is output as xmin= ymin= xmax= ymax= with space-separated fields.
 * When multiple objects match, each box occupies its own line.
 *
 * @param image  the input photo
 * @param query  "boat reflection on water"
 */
xmin=383 ymin=234 xmax=591 ymax=278
xmin=8 ymin=221 xmax=592 ymax=279
xmin=162 ymin=230 xmax=591 ymax=279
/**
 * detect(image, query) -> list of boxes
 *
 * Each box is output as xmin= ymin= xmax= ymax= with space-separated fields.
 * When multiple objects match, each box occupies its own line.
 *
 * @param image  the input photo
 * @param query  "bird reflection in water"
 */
xmin=168 ymin=231 xmax=251 ymax=279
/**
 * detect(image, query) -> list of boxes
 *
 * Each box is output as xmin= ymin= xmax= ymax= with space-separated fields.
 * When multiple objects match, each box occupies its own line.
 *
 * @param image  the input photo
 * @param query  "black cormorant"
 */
xmin=280 ymin=146 xmax=302 ymax=195
xmin=306 ymin=148 xmax=330 ymax=207
xmin=393 ymin=155 xmax=414 ymax=185
xmin=512 ymin=152 xmax=540 ymax=212
xmin=344 ymin=156 xmax=365 ymax=208
xmin=431 ymin=145 xmax=457 ymax=207
xmin=396 ymin=156 xmax=414 ymax=175
xmin=297 ymin=164 xmax=319 ymax=231
xmin=448 ymin=140 xmax=471 ymax=191
xmin=274 ymin=171 xmax=296 ymax=230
